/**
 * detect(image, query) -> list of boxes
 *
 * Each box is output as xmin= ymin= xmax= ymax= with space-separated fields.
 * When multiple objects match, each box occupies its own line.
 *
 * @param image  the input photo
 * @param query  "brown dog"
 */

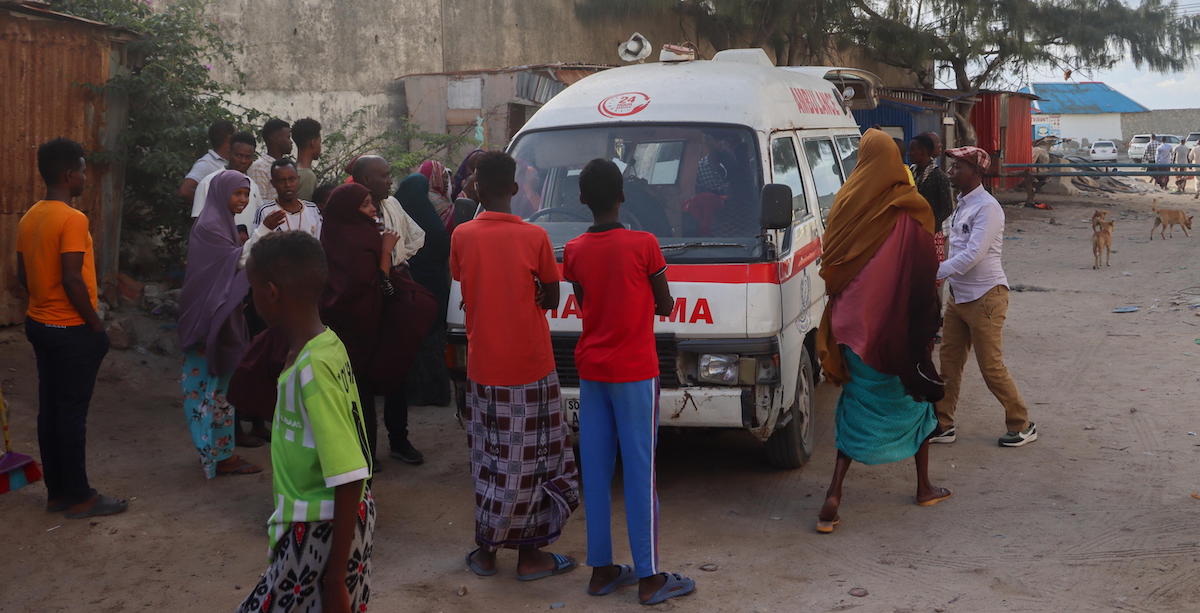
xmin=1093 ymin=219 xmax=1114 ymax=269
xmin=1091 ymin=209 xmax=1109 ymax=232
xmin=1150 ymin=206 xmax=1193 ymax=240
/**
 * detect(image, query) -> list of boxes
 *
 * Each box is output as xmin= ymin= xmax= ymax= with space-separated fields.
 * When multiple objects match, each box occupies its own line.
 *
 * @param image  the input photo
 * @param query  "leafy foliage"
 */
xmin=52 ymin=0 xmax=262 ymax=270
xmin=313 ymin=108 xmax=471 ymax=186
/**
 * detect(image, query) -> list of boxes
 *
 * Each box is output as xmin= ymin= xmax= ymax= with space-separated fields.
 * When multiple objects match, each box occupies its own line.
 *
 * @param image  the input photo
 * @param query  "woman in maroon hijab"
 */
xmin=319 ymin=183 xmax=411 ymax=466
xmin=178 ymin=170 xmax=261 ymax=478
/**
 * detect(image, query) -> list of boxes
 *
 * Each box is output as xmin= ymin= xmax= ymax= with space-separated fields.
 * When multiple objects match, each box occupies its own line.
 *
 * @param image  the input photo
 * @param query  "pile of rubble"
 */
xmin=1037 ymin=153 xmax=1161 ymax=196
xmin=104 ymin=274 xmax=182 ymax=355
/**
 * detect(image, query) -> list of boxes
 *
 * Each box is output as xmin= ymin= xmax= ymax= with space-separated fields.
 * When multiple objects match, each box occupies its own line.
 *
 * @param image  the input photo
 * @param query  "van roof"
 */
xmin=518 ymin=49 xmax=865 ymax=136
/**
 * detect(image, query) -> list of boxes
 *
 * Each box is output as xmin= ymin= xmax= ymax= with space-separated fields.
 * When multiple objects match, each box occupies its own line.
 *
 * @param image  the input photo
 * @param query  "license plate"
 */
xmin=566 ymin=398 xmax=580 ymax=429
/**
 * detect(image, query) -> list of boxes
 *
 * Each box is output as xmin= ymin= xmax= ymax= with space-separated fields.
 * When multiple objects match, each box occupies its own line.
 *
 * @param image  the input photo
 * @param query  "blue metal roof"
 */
xmin=1023 ymin=82 xmax=1149 ymax=115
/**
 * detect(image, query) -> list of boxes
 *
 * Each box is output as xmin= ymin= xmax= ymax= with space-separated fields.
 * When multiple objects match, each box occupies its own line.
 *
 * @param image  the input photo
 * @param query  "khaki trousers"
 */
xmin=935 ymin=285 xmax=1031 ymax=432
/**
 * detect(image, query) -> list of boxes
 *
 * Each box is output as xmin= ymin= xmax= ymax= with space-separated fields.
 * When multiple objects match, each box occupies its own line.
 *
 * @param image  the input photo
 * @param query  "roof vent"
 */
xmin=712 ymin=49 xmax=774 ymax=67
xmin=660 ymin=43 xmax=697 ymax=62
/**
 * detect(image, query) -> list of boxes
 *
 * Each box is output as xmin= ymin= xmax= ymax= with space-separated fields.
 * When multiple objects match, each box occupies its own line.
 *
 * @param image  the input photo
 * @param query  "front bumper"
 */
xmin=559 ymin=384 xmax=776 ymax=437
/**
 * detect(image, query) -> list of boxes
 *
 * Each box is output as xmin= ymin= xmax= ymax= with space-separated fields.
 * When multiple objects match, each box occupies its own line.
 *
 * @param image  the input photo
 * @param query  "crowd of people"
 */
xmin=1140 ymin=133 xmax=1200 ymax=193
xmin=13 ymin=119 xmax=1035 ymax=610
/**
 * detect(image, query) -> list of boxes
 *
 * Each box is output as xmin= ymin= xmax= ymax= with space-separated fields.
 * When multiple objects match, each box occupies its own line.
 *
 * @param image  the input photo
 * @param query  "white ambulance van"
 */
xmin=447 ymin=48 xmax=879 ymax=468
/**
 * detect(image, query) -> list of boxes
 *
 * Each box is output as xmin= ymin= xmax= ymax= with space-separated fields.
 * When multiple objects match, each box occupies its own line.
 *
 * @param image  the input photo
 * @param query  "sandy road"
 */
xmin=2 ymin=191 xmax=1199 ymax=612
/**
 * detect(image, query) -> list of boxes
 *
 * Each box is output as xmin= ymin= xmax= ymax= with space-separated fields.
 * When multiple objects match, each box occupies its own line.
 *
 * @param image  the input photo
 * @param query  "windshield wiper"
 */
xmin=659 ymin=242 xmax=745 ymax=251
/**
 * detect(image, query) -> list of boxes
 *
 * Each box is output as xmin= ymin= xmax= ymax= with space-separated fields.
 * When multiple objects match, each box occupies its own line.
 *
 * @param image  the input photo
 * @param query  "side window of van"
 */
xmin=802 ymin=138 xmax=845 ymax=223
xmin=834 ymin=135 xmax=861 ymax=176
xmin=770 ymin=136 xmax=809 ymax=220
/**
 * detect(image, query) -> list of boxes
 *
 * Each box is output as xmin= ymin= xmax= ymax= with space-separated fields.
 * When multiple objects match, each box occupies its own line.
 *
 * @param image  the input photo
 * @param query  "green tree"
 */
xmin=314 ymin=108 xmax=471 ymax=186
xmin=848 ymin=0 xmax=1200 ymax=140
xmin=52 ymin=0 xmax=261 ymax=271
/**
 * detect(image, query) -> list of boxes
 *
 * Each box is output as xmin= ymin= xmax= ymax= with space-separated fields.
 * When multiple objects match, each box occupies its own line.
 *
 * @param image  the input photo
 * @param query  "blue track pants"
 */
xmin=578 ymin=377 xmax=660 ymax=579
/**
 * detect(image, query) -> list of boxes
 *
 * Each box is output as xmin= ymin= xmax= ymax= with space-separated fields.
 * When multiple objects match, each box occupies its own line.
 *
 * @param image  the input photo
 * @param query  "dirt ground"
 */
xmin=3 ymin=190 xmax=1200 ymax=613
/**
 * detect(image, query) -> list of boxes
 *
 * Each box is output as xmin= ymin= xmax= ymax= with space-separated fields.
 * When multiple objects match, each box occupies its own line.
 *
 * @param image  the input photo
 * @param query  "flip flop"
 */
xmin=217 ymin=457 xmax=262 ymax=476
xmin=587 ymin=564 xmax=638 ymax=596
xmin=640 ymin=572 xmax=695 ymax=606
xmin=64 ymin=494 xmax=128 ymax=519
xmin=916 ymin=487 xmax=953 ymax=507
xmin=517 ymin=552 xmax=576 ymax=582
xmin=466 ymin=548 xmax=497 ymax=577
xmin=815 ymin=516 xmax=841 ymax=534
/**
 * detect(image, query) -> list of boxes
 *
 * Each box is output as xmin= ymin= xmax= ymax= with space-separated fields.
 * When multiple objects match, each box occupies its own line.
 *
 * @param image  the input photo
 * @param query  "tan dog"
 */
xmin=1091 ymin=209 xmax=1109 ymax=232
xmin=1093 ymin=219 xmax=1114 ymax=269
xmin=1150 ymin=206 xmax=1193 ymax=239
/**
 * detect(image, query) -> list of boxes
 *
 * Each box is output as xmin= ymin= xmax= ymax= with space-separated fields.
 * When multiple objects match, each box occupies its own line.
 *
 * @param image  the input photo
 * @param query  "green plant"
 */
xmin=315 ymin=107 xmax=472 ymax=186
xmin=53 ymin=0 xmax=263 ymax=272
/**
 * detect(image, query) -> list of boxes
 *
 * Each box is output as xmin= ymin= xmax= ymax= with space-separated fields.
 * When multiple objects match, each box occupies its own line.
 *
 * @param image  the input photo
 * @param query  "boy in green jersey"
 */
xmin=237 ymin=231 xmax=374 ymax=613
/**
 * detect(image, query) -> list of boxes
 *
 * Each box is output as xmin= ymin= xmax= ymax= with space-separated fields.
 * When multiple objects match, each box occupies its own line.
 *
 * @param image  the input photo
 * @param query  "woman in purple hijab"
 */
xmin=178 ymin=169 xmax=261 ymax=478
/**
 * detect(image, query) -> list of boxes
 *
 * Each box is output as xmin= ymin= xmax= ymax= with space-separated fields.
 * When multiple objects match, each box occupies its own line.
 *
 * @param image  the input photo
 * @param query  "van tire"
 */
xmin=765 ymin=346 xmax=816 ymax=469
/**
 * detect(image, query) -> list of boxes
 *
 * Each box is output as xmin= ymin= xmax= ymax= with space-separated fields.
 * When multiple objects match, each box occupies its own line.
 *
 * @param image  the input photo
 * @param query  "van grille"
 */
xmin=551 ymin=334 xmax=680 ymax=389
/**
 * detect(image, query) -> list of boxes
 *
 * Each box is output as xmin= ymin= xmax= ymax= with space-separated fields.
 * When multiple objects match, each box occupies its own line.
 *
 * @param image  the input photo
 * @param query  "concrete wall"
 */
xmin=201 ymin=0 xmax=919 ymax=139
xmin=1033 ymin=112 xmax=1123 ymax=146
xmin=1121 ymin=109 xmax=1200 ymax=144
xmin=203 ymin=0 xmax=693 ymax=135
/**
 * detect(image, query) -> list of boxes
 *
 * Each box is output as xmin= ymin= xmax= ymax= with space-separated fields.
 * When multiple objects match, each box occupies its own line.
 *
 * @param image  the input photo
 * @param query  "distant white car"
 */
xmin=1127 ymin=134 xmax=1152 ymax=160
xmin=1129 ymin=134 xmax=1182 ymax=161
xmin=1090 ymin=140 xmax=1118 ymax=162
xmin=1185 ymin=132 xmax=1200 ymax=148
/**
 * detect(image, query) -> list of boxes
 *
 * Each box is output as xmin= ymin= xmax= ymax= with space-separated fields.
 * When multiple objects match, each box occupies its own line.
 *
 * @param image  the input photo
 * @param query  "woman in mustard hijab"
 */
xmin=814 ymin=129 xmax=951 ymax=533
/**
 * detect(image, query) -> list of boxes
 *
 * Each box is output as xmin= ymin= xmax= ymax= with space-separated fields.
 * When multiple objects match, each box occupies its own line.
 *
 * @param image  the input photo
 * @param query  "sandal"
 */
xmin=517 ymin=552 xmax=576 ymax=582
xmin=916 ymin=487 xmax=953 ymax=507
xmin=466 ymin=548 xmax=497 ymax=577
xmin=640 ymin=572 xmax=695 ymax=606
xmin=588 ymin=564 xmax=637 ymax=596
xmin=217 ymin=456 xmax=262 ymax=476
xmin=64 ymin=494 xmax=128 ymax=519
xmin=815 ymin=516 xmax=841 ymax=534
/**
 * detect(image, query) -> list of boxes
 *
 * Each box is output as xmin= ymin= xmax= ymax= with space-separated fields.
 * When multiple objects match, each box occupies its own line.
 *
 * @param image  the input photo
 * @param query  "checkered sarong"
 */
xmin=466 ymin=371 xmax=579 ymax=551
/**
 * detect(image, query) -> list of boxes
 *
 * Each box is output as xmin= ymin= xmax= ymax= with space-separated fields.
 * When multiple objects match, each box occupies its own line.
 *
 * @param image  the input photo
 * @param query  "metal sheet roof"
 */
xmin=1024 ymin=82 xmax=1149 ymax=115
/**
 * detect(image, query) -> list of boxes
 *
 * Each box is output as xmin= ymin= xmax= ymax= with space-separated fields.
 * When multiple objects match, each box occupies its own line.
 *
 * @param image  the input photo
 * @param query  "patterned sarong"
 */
xmin=237 ymin=491 xmax=376 ymax=612
xmin=466 ymin=371 xmax=579 ymax=551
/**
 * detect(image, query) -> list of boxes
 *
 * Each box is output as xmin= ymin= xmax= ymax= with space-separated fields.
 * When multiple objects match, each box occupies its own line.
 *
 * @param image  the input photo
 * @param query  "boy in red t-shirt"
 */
xmin=449 ymin=152 xmax=580 ymax=581
xmin=563 ymin=159 xmax=694 ymax=605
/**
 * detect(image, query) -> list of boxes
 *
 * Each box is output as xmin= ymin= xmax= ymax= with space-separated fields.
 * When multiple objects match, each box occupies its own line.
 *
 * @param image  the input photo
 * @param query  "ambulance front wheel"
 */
xmin=765 ymin=346 xmax=816 ymax=469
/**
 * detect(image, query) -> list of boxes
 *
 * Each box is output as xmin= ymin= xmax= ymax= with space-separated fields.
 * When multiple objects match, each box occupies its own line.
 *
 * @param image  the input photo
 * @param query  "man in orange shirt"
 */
xmin=450 ymin=152 xmax=579 ymax=581
xmin=16 ymin=138 xmax=127 ymax=519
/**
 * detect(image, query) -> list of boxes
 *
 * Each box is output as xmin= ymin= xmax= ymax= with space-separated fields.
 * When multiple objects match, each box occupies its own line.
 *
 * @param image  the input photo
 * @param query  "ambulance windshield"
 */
xmin=509 ymin=124 xmax=765 ymax=262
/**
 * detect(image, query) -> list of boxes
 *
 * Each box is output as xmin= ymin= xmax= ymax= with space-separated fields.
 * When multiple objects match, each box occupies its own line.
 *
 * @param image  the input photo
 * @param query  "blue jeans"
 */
xmin=579 ymin=378 xmax=660 ymax=579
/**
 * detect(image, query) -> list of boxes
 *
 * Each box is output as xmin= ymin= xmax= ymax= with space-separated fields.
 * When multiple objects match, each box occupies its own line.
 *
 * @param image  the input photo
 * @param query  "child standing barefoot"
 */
xmin=237 ymin=231 xmax=374 ymax=613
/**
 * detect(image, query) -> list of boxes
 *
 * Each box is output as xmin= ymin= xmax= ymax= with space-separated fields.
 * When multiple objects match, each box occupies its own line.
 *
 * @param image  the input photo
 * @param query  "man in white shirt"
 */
xmin=931 ymin=146 xmax=1036 ymax=448
xmin=1173 ymin=141 xmax=1192 ymax=193
xmin=247 ymin=118 xmax=292 ymax=201
xmin=351 ymin=154 xmax=428 ymax=465
xmin=240 ymin=158 xmax=322 ymax=267
xmin=191 ymin=131 xmax=261 ymax=231
xmin=177 ymin=120 xmax=234 ymax=204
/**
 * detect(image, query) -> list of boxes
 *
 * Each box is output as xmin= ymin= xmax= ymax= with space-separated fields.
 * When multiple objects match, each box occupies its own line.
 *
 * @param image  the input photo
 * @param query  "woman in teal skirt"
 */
xmin=813 ymin=129 xmax=951 ymax=533
xmin=177 ymin=170 xmax=261 ymax=479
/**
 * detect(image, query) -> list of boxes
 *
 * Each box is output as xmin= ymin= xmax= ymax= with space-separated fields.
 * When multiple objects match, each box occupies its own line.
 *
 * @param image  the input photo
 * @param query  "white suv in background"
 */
xmin=1185 ymin=132 xmax=1200 ymax=148
xmin=1089 ymin=140 xmax=1118 ymax=162
xmin=1129 ymin=134 xmax=1181 ymax=160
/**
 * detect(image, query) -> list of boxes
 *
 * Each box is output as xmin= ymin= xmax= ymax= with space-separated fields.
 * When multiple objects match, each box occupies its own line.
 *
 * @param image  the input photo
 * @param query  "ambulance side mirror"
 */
xmin=760 ymin=184 xmax=793 ymax=230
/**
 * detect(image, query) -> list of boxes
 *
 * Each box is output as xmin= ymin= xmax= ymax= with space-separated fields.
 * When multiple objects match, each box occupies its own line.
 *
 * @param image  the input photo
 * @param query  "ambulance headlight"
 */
xmin=698 ymin=354 xmax=739 ymax=385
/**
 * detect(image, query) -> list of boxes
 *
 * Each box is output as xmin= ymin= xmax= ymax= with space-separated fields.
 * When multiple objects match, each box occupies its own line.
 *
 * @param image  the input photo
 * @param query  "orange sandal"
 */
xmin=815 ymin=517 xmax=841 ymax=534
xmin=916 ymin=487 xmax=953 ymax=507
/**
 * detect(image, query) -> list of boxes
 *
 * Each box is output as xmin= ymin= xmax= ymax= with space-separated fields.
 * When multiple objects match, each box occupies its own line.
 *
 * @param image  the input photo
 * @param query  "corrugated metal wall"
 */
xmin=1003 ymin=95 xmax=1033 ymax=189
xmin=970 ymin=93 xmax=1002 ymax=153
xmin=0 ymin=7 xmax=128 ymax=325
xmin=853 ymin=100 xmax=944 ymax=163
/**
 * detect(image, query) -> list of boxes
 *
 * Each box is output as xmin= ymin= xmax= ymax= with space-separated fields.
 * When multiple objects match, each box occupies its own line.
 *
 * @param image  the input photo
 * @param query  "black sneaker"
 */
xmin=999 ymin=423 xmax=1038 ymax=447
xmin=929 ymin=426 xmax=957 ymax=444
xmin=390 ymin=439 xmax=425 ymax=465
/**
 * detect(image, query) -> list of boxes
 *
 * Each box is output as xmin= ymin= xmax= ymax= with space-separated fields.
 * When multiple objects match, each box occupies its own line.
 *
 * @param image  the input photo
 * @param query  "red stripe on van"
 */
xmin=556 ymin=238 xmax=822 ymax=285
